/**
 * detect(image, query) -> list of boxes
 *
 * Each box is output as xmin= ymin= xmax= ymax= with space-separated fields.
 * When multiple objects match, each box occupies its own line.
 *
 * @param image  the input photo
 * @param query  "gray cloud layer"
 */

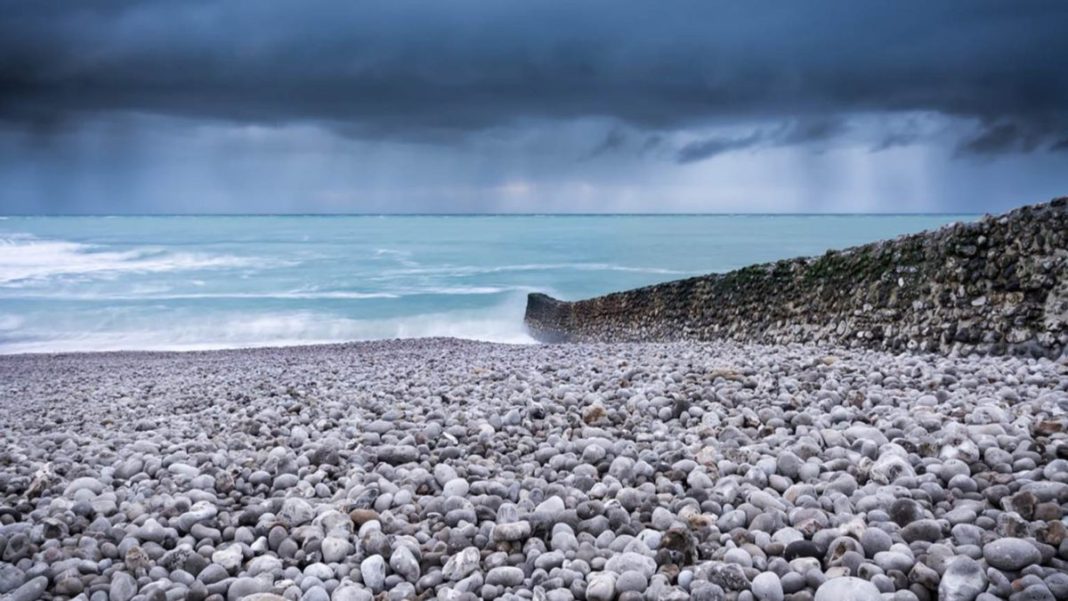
xmin=2 ymin=0 xmax=1067 ymax=152
xmin=1 ymin=1 xmax=1067 ymax=214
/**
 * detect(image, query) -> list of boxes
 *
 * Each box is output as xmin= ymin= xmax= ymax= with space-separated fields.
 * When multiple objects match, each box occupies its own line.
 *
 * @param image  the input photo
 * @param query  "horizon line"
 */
xmin=0 ymin=211 xmax=982 ymax=218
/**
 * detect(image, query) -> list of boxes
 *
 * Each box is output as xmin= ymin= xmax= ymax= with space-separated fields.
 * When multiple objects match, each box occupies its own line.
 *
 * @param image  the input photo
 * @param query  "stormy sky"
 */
xmin=1 ymin=1 xmax=1066 ymax=213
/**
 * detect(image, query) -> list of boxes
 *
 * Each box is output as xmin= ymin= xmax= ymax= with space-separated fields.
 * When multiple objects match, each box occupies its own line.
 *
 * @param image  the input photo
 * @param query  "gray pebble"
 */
xmin=983 ymin=538 xmax=1041 ymax=571
xmin=360 ymin=556 xmax=387 ymax=592
xmin=752 ymin=572 xmax=784 ymax=601
xmin=109 ymin=571 xmax=138 ymax=601
xmin=6 ymin=576 xmax=48 ymax=601
xmin=814 ymin=577 xmax=881 ymax=601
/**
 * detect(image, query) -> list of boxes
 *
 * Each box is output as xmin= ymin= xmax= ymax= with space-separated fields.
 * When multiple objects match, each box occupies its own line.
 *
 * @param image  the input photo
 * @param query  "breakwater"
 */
xmin=525 ymin=197 xmax=1068 ymax=357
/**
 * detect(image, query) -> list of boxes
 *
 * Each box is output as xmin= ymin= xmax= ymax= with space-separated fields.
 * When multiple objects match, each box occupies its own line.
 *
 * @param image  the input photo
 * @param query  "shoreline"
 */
xmin=0 ymin=336 xmax=541 ymax=360
xmin=7 ymin=332 xmax=1053 ymax=362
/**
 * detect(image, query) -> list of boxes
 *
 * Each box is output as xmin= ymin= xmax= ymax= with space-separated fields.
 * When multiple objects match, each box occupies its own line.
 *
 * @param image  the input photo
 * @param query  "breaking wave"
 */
xmin=0 ymin=285 xmax=539 ymax=301
xmin=381 ymin=262 xmax=686 ymax=277
xmin=0 ymin=234 xmax=263 ymax=285
xmin=0 ymin=306 xmax=537 ymax=354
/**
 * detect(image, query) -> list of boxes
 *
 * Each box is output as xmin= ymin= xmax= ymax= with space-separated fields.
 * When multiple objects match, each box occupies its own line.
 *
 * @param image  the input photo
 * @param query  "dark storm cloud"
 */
xmin=777 ymin=120 xmax=848 ymax=147
xmin=961 ymin=122 xmax=1047 ymax=155
xmin=1 ymin=0 xmax=1067 ymax=151
xmin=676 ymin=133 xmax=763 ymax=164
xmin=874 ymin=131 xmax=923 ymax=153
xmin=675 ymin=118 xmax=846 ymax=163
xmin=586 ymin=127 xmax=630 ymax=158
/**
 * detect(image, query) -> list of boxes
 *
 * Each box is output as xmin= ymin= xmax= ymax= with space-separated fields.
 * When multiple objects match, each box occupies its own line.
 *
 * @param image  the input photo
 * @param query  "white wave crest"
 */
xmin=381 ymin=262 xmax=686 ymax=278
xmin=0 ymin=306 xmax=537 ymax=354
xmin=0 ymin=234 xmax=264 ymax=285
xmin=372 ymin=248 xmax=419 ymax=267
xmin=409 ymin=285 xmax=537 ymax=295
xmin=0 ymin=285 xmax=540 ymax=301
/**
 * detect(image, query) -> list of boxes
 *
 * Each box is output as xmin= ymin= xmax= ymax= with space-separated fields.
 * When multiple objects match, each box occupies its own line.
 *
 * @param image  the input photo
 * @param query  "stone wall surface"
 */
xmin=524 ymin=197 xmax=1068 ymax=356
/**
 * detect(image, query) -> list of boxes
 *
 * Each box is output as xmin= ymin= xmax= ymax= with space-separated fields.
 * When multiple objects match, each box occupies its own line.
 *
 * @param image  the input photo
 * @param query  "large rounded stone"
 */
xmin=604 ymin=552 xmax=656 ymax=578
xmin=486 ymin=566 xmax=524 ymax=587
xmin=586 ymin=572 xmax=616 ymax=601
xmin=492 ymin=521 xmax=532 ymax=542
xmin=7 ymin=577 xmax=48 ymax=601
xmin=752 ymin=572 xmax=785 ymax=601
xmin=939 ymin=556 xmax=988 ymax=601
xmin=109 ymin=571 xmax=138 ymax=601
xmin=442 ymin=547 xmax=480 ymax=581
xmin=814 ymin=577 xmax=881 ymax=601
xmin=360 ymin=555 xmax=387 ymax=592
xmin=390 ymin=546 xmax=421 ymax=582
xmin=982 ymin=538 xmax=1041 ymax=571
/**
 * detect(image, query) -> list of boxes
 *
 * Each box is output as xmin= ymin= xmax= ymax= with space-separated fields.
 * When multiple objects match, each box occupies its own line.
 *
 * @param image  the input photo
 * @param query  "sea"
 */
xmin=0 ymin=214 xmax=972 ymax=354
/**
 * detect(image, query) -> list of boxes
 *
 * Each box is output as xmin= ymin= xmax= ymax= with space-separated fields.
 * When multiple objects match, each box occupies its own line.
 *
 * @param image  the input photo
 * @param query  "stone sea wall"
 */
xmin=525 ymin=197 xmax=1068 ymax=357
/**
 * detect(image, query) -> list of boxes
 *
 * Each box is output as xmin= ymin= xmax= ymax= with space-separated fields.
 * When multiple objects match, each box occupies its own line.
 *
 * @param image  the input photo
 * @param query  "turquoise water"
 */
xmin=0 ymin=215 xmax=971 ymax=353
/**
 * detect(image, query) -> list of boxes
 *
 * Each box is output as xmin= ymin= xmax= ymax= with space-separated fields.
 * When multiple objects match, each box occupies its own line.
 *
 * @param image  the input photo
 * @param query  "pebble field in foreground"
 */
xmin=1 ymin=338 xmax=1067 ymax=601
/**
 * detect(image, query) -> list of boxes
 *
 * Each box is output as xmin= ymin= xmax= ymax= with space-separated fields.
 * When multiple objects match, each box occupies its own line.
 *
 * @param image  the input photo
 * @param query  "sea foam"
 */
xmin=0 ymin=305 xmax=536 ymax=354
xmin=0 ymin=234 xmax=258 ymax=285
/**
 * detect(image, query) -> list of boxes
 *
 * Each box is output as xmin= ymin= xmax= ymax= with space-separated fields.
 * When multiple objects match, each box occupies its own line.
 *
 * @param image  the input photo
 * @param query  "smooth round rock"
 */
xmin=486 ymin=566 xmax=524 ymax=587
xmin=109 ymin=571 xmax=138 ymax=601
xmin=6 ymin=577 xmax=48 ymax=601
xmin=360 ymin=555 xmax=387 ymax=592
xmin=616 ymin=570 xmax=648 ymax=594
xmin=815 ymin=577 xmax=882 ymax=601
xmin=586 ymin=572 xmax=616 ymax=601
xmin=982 ymin=538 xmax=1041 ymax=571
xmin=442 ymin=478 xmax=470 ymax=498
xmin=752 ymin=572 xmax=785 ymax=601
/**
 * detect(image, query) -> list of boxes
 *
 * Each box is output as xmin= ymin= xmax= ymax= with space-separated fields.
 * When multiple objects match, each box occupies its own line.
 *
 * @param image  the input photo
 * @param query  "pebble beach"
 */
xmin=1 ymin=338 xmax=1067 ymax=601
